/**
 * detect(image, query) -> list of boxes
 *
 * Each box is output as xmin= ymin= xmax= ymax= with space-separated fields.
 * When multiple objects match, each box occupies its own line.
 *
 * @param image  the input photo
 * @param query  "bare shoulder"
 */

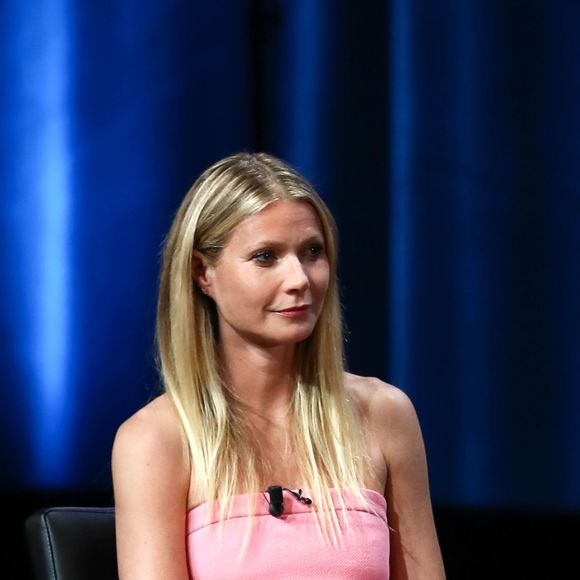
xmin=112 ymin=397 xmax=192 ymax=577
xmin=345 ymin=375 xmax=445 ymax=577
xmin=113 ymin=393 xmax=184 ymax=458
xmin=345 ymin=372 xmax=423 ymax=463
xmin=112 ymin=393 xmax=189 ymax=496
xmin=345 ymin=371 xmax=417 ymax=424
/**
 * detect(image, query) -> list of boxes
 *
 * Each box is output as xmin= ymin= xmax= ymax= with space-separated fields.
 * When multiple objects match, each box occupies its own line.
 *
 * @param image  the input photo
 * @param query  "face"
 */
xmin=199 ymin=200 xmax=330 ymax=349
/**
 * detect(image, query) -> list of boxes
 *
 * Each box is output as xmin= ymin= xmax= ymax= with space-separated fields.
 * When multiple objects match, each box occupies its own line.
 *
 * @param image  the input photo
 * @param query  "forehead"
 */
xmin=227 ymin=200 xmax=324 ymax=247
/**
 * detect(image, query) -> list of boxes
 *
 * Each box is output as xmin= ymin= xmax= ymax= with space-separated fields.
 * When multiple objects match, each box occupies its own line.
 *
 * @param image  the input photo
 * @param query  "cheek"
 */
xmin=311 ymin=262 xmax=330 ymax=297
xmin=218 ymin=269 xmax=271 ymax=304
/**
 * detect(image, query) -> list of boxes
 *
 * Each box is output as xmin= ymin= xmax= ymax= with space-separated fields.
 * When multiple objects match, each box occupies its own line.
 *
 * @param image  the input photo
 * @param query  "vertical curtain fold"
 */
xmin=1 ymin=0 xmax=578 ymax=510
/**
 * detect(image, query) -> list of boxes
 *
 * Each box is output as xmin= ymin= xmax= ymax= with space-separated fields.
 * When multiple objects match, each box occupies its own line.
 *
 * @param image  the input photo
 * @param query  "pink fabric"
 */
xmin=187 ymin=488 xmax=389 ymax=579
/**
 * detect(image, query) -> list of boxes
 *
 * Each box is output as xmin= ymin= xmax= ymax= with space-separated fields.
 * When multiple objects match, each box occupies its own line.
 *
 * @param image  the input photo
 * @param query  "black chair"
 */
xmin=26 ymin=506 xmax=118 ymax=580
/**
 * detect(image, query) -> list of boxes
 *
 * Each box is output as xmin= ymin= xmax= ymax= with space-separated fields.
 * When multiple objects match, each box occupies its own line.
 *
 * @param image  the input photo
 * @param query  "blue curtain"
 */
xmin=1 ymin=0 xmax=253 ymax=487
xmin=386 ymin=1 xmax=580 ymax=509
xmin=1 ymin=0 xmax=579 ymax=512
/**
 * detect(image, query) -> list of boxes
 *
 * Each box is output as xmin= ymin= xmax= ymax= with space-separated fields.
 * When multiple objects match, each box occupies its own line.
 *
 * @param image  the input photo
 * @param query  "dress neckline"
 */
xmin=187 ymin=486 xmax=386 ymax=516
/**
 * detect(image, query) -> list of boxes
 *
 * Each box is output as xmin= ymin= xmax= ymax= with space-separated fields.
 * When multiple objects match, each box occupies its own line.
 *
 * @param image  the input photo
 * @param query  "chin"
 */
xmin=284 ymin=326 xmax=317 ymax=344
xmin=258 ymin=327 xmax=315 ymax=347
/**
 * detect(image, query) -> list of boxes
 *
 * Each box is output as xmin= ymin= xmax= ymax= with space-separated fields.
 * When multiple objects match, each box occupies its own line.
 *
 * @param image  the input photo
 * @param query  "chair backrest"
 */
xmin=26 ymin=506 xmax=118 ymax=580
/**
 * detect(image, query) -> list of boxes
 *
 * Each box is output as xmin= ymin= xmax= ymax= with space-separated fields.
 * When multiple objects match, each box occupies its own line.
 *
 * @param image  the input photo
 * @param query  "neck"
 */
xmin=218 ymin=339 xmax=297 ymax=422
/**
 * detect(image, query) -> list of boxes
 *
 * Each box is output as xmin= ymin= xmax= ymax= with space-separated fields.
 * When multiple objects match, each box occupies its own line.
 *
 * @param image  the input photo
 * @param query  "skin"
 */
xmin=112 ymin=200 xmax=446 ymax=579
xmin=196 ymin=199 xmax=330 ymax=420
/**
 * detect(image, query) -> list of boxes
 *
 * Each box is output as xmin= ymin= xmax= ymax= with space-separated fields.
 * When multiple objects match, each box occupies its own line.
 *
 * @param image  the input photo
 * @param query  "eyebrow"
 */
xmin=247 ymin=234 xmax=325 ymax=251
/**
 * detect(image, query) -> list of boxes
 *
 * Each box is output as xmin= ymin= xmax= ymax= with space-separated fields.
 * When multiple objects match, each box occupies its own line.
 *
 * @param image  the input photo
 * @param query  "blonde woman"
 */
xmin=112 ymin=152 xmax=445 ymax=579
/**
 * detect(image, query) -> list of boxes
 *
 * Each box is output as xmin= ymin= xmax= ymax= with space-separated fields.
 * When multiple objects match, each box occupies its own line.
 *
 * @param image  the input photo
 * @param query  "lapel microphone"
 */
xmin=267 ymin=485 xmax=284 ymax=517
xmin=266 ymin=485 xmax=312 ymax=517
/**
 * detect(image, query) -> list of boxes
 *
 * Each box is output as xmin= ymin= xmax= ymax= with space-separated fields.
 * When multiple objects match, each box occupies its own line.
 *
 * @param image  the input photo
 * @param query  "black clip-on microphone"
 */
xmin=266 ymin=485 xmax=312 ymax=517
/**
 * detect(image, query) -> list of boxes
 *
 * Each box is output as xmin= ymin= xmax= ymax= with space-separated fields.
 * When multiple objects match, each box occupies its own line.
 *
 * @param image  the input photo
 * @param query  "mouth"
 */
xmin=276 ymin=304 xmax=311 ymax=313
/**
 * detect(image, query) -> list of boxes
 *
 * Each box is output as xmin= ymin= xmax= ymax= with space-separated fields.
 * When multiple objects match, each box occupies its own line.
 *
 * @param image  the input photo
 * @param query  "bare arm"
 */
xmin=375 ymin=384 xmax=446 ymax=579
xmin=111 ymin=396 xmax=191 ymax=580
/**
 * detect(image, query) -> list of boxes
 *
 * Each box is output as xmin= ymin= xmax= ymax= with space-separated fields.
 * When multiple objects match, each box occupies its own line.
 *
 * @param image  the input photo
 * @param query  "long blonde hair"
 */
xmin=156 ymin=152 xmax=369 ymax=534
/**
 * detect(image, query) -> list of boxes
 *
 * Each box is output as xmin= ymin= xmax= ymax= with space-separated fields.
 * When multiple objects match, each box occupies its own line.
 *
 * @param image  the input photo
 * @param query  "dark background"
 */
xmin=1 ymin=1 xmax=579 ymax=578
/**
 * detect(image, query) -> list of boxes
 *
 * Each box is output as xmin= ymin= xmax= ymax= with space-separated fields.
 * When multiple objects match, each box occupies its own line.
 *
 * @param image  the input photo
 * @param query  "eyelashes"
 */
xmin=306 ymin=244 xmax=325 ymax=259
xmin=251 ymin=250 xmax=275 ymax=264
xmin=251 ymin=244 xmax=325 ymax=265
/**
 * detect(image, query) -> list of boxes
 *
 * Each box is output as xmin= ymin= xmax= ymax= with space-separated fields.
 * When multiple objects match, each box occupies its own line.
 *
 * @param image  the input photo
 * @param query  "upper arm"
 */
xmin=372 ymin=383 xmax=446 ymax=580
xmin=111 ymin=398 xmax=191 ymax=580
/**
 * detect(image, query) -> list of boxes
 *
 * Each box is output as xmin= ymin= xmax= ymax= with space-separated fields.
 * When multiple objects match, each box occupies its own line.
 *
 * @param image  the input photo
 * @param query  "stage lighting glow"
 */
xmin=10 ymin=0 xmax=74 ymax=486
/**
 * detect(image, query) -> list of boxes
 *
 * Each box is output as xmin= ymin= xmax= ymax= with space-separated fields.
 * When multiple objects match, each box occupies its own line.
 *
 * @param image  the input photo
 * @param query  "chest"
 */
xmin=258 ymin=427 xmax=387 ymax=495
xmin=187 ymin=421 xmax=387 ymax=507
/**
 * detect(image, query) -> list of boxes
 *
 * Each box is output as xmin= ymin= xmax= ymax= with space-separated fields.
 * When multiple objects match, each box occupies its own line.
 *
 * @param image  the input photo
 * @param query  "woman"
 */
xmin=112 ymin=152 xmax=445 ymax=579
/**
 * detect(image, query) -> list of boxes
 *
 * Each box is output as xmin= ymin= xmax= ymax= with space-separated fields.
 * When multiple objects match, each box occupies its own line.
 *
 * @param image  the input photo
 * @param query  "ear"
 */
xmin=192 ymin=250 xmax=214 ymax=297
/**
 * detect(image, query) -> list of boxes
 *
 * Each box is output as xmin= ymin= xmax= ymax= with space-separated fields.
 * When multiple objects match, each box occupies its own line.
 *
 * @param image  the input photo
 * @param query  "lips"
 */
xmin=277 ymin=304 xmax=310 ymax=313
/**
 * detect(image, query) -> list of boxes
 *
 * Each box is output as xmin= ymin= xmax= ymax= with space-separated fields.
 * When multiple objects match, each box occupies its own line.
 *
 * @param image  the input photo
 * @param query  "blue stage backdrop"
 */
xmin=1 ymin=0 xmax=579 ymax=511
xmin=0 ymin=0 xmax=253 ymax=488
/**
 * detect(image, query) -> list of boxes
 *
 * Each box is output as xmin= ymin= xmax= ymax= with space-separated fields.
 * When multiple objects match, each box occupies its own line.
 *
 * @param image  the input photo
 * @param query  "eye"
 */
xmin=305 ymin=243 xmax=325 ymax=260
xmin=251 ymin=249 xmax=276 ymax=265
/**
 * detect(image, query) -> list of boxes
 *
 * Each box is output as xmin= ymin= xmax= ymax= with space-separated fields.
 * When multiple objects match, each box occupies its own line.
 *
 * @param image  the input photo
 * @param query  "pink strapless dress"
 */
xmin=187 ymin=487 xmax=389 ymax=579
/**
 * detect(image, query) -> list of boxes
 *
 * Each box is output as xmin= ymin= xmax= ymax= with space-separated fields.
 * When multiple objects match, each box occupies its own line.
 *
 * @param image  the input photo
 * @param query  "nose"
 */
xmin=283 ymin=255 xmax=310 ymax=293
